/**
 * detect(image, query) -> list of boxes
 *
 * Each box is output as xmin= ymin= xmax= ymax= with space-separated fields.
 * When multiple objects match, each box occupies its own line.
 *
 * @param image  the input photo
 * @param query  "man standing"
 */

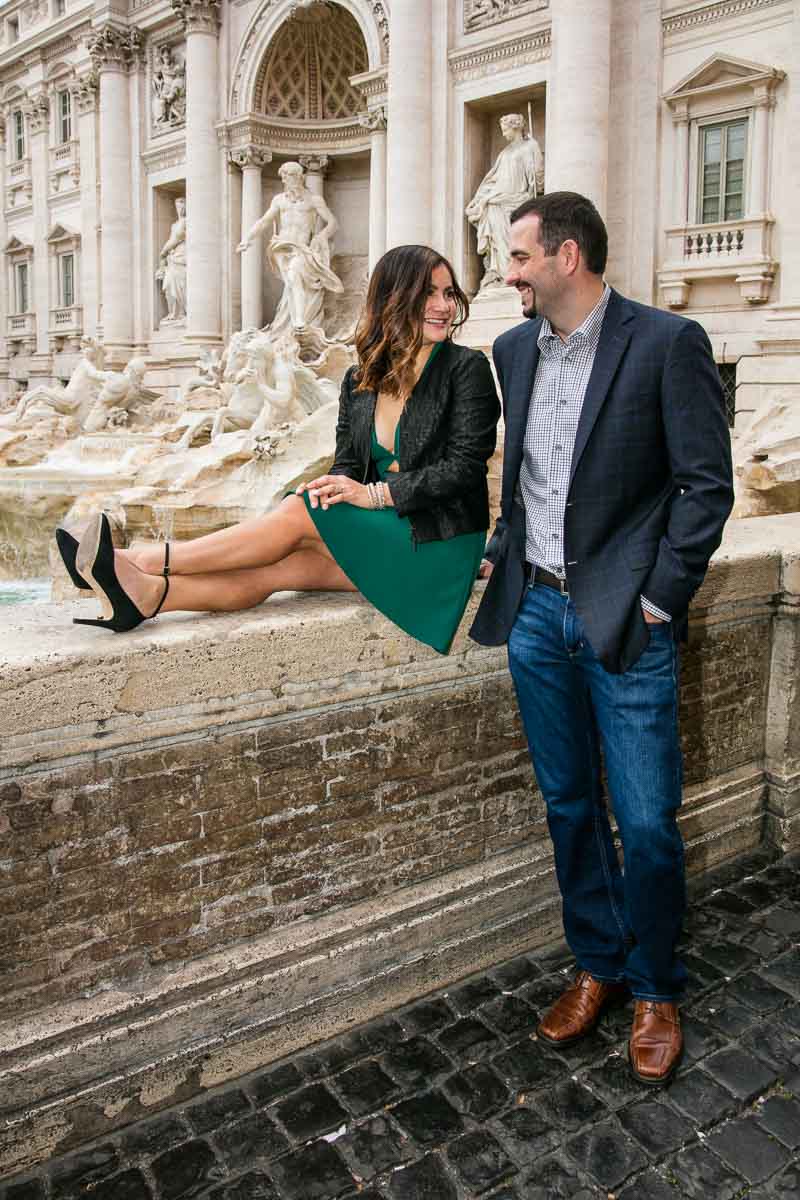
xmin=470 ymin=192 xmax=733 ymax=1085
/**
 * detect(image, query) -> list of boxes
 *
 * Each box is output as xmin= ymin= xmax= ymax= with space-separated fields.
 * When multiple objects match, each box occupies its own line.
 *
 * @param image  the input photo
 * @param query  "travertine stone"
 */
xmin=0 ymin=517 xmax=798 ymax=1175
xmin=386 ymin=0 xmax=432 ymax=247
xmin=547 ymin=0 xmax=610 ymax=209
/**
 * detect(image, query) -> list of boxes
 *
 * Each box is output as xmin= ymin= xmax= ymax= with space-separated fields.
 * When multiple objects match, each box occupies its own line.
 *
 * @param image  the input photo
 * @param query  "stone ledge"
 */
xmin=1 ymin=513 xmax=797 ymax=769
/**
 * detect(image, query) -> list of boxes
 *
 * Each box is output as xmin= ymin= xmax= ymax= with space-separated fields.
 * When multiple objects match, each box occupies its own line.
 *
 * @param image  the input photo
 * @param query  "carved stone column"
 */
xmin=28 ymin=91 xmax=50 ymax=360
xmin=230 ymin=145 xmax=270 ymax=331
xmin=298 ymin=154 xmax=330 ymax=199
xmin=360 ymin=107 xmax=387 ymax=272
xmin=749 ymin=86 xmax=774 ymax=218
xmin=88 ymin=25 xmax=142 ymax=358
xmin=671 ymin=101 xmax=689 ymax=227
xmin=0 ymin=119 xmax=7 ymax=372
xmin=548 ymin=0 xmax=611 ymax=210
xmin=386 ymin=0 xmax=432 ymax=247
xmin=74 ymin=75 xmax=99 ymax=339
xmin=172 ymin=0 xmax=222 ymax=343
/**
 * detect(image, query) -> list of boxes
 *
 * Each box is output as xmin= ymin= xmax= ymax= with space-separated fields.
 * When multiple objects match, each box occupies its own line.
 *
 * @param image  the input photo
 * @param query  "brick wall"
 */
xmin=0 ymin=676 xmax=534 ymax=1021
xmin=0 ymin=589 xmax=779 ymax=1022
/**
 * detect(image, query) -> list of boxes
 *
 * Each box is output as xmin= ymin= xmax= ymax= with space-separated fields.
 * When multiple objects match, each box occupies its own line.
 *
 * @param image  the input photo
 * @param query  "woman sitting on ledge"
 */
xmin=56 ymin=245 xmax=500 ymax=655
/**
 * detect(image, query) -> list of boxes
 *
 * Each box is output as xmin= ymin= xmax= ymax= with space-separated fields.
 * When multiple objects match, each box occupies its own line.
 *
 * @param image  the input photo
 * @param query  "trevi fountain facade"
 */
xmin=0 ymin=0 xmax=799 ymax=594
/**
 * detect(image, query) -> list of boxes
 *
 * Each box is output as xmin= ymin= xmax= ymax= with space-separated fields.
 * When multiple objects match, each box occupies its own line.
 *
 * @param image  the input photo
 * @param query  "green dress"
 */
xmin=302 ymin=350 xmax=486 ymax=655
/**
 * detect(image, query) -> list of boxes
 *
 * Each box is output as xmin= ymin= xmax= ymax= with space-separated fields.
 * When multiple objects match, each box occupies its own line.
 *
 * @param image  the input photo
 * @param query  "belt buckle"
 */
xmin=559 ymin=577 xmax=569 ymax=596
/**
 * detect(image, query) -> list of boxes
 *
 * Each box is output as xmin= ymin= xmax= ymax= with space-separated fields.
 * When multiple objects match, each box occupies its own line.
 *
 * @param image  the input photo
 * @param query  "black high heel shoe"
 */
xmin=73 ymin=513 xmax=170 ymax=632
xmin=54 ymin=527 xmax=91 ymax=590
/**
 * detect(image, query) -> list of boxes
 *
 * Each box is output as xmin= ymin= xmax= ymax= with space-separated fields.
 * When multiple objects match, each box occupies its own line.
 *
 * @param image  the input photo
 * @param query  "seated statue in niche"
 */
xmin=152 ymin=44 xmax=186 ymax=129
xmin=156 ymin=197 xmax=187 ymax=325
xmin=237 ymin=161 xmax=344 ymax=337
xmin=465 ymin=112 xmax=545 ymax=290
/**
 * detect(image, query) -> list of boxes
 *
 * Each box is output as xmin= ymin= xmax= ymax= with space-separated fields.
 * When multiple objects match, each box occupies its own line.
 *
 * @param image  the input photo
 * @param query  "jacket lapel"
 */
xmin=350 ymin=387 xmax=377 ymax=471
xmin=502 ymin=322 xmax=540 ymax=510
xmin=568 ymin=289 xmax=635 ymax=489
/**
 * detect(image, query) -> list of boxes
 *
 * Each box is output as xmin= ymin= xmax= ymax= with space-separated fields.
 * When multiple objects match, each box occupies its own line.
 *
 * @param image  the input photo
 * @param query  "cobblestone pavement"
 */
xmin=4 ymin=847 xmax=800 ymax=1200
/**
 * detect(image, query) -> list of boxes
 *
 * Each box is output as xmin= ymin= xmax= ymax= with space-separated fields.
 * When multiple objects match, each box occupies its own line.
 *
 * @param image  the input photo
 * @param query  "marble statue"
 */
xmin=733 ymin=392 xmax=800 ymax=518
xmin=81 ymin=358 xmax=155 ymax=433
xmin=237 ymin=161 xmax=344 ymax=336
xmin=173 ymin=330 xmax=337 ymax=450
xmin=156 ymin=197 xmax=187 ymax=324
xmin=0 ymin=339 xmax=110 ymax=432
xmin=152 ymin=44 xmax=186 ymax=129
xmin=465 ymin=112 xmax=545 ymax=289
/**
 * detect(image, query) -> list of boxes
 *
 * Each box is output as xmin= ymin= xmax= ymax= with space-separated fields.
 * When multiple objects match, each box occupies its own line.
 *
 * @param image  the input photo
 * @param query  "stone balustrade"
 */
xmin=659 ymin=215 xmax=777 ymax=307
xmin=0 ymin=514 xmax=798 ymax=1177
xmin=48 ymin=303 xmax=82 ymax=338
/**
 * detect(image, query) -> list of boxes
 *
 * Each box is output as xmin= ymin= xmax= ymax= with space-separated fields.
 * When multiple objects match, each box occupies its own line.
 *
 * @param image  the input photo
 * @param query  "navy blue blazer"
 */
xmin=469 ymin=288 xmax=734 ymax=674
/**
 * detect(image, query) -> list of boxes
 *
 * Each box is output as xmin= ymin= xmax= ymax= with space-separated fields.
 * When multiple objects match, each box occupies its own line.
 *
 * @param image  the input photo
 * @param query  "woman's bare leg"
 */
xmin=121 ymin=495 xmax=322 ymax=577
xmin=106 ymin=548 xmax=356 ymax=618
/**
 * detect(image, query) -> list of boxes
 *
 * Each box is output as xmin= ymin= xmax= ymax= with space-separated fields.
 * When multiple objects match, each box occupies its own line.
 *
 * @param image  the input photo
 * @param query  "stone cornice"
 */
xmin=220 ymin=114 xmax=369 ymax=155
xmin=142 ymin=140 xmax=186 ymax=174
xmin=663 ymin=0 xmax=789 ymax=36
xmin=448 ymin=28 xmax=551 ymax=80
xmin=170 ymin=0 xmax=221 ymax=35
xmin=351 ymin=65 xmax=387 ymax=106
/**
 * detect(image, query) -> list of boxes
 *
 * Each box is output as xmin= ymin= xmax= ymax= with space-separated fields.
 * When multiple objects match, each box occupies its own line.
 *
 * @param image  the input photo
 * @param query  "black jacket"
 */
xmin=469 ymin=289 xmax=734 ymax=673
xmin=329 ymin=340 xmax=500 ymax=544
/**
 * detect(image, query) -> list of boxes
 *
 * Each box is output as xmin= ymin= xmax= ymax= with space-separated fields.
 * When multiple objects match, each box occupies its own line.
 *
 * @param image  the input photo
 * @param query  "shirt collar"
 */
xmin=537 ymin=283 xmax=611 ymax=353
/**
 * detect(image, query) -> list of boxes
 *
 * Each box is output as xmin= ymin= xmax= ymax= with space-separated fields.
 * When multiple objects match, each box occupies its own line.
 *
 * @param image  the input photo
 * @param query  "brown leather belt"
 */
xmin=525 ymin=563 xmax=570 ymax=596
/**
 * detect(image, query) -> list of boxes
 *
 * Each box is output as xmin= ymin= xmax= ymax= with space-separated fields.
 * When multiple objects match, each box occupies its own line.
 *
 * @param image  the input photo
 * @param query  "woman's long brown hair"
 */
xmin=354 ymin=245 xmax=469 ymax=397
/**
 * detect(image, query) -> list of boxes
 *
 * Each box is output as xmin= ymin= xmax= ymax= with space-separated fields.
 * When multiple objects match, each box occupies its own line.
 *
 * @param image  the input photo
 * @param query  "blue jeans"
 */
xmin=508 ymin=581 xmax=686 ymax=1000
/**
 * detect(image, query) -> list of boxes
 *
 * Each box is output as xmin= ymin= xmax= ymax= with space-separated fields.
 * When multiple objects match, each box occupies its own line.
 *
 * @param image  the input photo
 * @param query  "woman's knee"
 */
xmin=278 ymin=493 xmax=316 ymax=540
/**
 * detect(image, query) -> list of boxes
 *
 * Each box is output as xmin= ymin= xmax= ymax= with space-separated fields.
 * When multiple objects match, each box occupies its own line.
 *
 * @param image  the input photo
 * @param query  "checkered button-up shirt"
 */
xmin=519 ymin=284 xmax=671 ymax=621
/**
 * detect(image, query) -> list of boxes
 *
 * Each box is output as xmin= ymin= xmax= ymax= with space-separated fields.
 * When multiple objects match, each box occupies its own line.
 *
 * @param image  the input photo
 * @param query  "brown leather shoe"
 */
xmin=629 ymin=1000 xmax=683 ymax=1085
xmin=536 ymin=970 xmax=628 ymax=1048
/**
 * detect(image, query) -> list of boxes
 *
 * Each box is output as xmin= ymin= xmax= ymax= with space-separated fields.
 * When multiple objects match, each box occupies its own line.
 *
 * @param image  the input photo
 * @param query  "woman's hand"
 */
xmin=296 ymin=475 xmax=373 ymax=510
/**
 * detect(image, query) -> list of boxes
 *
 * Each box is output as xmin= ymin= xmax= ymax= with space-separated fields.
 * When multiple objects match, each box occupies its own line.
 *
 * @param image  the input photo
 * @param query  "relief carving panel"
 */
xmin=464 ymin=0 xmax=548 ymax=34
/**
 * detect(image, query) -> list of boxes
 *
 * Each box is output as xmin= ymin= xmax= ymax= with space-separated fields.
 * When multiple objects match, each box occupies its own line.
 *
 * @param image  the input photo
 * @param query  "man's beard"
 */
xmin=520 ymin=289 xmax=537 ymax=320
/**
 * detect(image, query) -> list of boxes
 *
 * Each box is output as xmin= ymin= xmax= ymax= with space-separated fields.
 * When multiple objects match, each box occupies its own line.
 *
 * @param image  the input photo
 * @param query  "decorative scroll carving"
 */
xmin=170 ymin=0 xmax=221 ymax=35
xmin=464 ymin=0 xmax=548 ymax=33
xmin=88 ymin=26 xmax=145 ymax=72
xmin=229 ymin=145 xmax=272 ymax=170
xmin=27 ymin=92 xmax=49 ymax=135
xmin=73 ymin=73 xmax=99 ymax=115
xmin=298 ymin=153 xmax=331 ymax=177
xmin=359 ymin=105 xmax=387 ymax=133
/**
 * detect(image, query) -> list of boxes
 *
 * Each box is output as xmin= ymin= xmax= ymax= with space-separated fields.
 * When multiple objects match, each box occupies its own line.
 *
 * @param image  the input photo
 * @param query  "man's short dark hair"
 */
xmin=510 ymin=191 xmax=608 ymax=275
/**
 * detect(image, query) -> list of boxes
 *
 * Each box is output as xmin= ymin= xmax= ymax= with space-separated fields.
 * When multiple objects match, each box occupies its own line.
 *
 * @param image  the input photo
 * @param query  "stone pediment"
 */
xmin=46 ymin=223 xmax=80 ymax=245
xmin=4 ymin=236 xmax=32 ymax=255
xmin=665 ymin=54 xmax=784 ymax=103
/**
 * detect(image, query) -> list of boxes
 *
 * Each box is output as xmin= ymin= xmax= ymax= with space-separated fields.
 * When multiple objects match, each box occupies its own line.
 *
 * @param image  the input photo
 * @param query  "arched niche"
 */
xmin=230 ymin=0 xmax=386 ymax=119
